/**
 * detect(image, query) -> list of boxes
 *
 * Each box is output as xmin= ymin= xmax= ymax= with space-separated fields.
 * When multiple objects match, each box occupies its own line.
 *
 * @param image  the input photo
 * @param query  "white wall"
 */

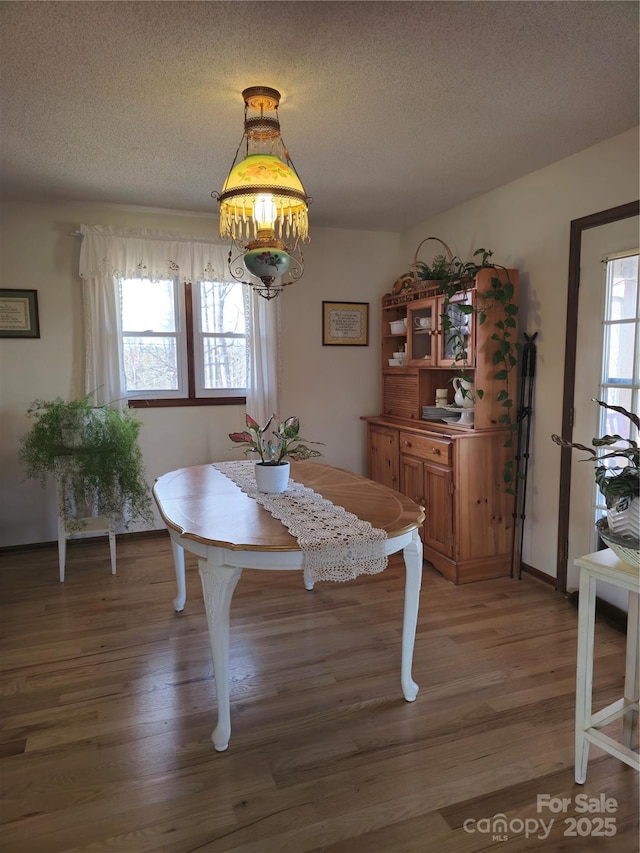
xmin=399 ymin=127 xmax=639 ymax=580
xmin=0 ymin=200 xmax=399 ymax=546
xmin=280 ymin=227 xmax=399 ymax=473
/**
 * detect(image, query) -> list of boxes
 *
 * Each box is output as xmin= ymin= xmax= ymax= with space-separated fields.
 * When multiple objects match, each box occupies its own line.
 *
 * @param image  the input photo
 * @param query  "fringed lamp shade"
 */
xmin=218 ymin=154 xmax=309 ymax=244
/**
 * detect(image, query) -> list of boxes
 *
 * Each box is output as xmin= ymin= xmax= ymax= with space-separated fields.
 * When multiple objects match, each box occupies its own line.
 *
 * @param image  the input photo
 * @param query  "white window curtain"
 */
xmin=78 ymin=224 xmax=279 ymax=413
xmin=247 ymin=288 xmax=281 ymax=425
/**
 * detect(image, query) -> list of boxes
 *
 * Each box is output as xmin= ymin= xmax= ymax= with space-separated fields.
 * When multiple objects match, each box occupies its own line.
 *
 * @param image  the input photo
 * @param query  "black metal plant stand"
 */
xmin=510 ymin=332 xmax=538 ymax=579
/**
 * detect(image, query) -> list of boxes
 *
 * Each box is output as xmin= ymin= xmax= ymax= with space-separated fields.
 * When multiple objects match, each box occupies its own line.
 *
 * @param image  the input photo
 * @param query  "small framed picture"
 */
xmin=0 ymin=289 xmax=40 ymax=338
xmin=322 ymin=301 xmax=369 ymax=346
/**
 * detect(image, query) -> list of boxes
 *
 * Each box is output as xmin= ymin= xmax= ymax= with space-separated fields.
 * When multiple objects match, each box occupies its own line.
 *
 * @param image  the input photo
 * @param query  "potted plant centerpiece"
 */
xmin=19 ymin=395 xmax=154 ymax=532
xmin=229 ymin=414 xmax=322 ymax=493
xmin=552 ymin=399 xmax=639 ymax=566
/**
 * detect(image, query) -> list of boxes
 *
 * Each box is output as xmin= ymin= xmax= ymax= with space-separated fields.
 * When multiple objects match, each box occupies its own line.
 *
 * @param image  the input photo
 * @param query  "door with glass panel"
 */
xmin=568 ymin=218 xmax=639 ymax=597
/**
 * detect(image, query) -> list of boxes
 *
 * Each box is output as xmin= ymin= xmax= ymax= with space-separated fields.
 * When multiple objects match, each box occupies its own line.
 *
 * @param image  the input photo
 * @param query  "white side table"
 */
xmin=574 ymin=548 xmax=639 ymax=784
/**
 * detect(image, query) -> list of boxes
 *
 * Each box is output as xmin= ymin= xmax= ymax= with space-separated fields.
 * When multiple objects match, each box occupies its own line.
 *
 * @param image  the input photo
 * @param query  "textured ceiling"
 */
xmin=1 ymin=1 xmax=638 ymax=232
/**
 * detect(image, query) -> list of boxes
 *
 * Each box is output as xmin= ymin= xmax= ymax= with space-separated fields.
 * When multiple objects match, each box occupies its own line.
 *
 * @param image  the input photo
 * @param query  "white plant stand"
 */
xmin=574 ymin=548 xmax=639 ymax=783
xmin=57 ymin=514 xmax=116 ymax=583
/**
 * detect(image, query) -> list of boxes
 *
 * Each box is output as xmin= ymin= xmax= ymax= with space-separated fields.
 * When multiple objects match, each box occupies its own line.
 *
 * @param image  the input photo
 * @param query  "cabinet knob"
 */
xmin=404 ymin=440 xmax=412 ymax=448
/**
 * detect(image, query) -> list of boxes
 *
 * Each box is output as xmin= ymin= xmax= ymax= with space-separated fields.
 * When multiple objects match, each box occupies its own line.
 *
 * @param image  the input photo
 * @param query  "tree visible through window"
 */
xmin=197 ymin=280 xmax=248 ymax=394
xmin=119 ymin=277 xmax=248 ymax=404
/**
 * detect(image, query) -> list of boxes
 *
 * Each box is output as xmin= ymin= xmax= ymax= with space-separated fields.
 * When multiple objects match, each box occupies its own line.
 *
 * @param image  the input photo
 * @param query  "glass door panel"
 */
xmin=437 ymin=291 xmax=475 ymax=367
xmin=407 ymin=298 xmax=436 ymax=366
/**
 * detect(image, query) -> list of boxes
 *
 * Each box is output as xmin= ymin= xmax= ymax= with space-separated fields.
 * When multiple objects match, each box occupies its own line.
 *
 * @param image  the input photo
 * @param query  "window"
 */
xmin=595 ymin=251 xmax=639 ymax=519
xmin=119 ymin=277 xmax=249 ymax=406
xmin=195 ymin=280 xmax=249 ymax=397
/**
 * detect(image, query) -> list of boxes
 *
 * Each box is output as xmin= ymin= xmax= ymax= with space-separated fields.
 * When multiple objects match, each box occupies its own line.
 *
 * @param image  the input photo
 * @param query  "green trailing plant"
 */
xmin=552 ymin=400 xmax=639 ymax=510
xmin=19 ymin=396 xmax=154 ymax=532
xmin=229 ymin=414 xmax=323 ymax=464
xmin=430 ymin=248 xmax=520 ymax=491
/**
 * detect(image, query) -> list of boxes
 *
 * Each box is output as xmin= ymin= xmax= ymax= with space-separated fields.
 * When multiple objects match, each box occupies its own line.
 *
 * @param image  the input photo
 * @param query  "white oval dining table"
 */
xmin=153 ymin=461 xmax=425 ymax=751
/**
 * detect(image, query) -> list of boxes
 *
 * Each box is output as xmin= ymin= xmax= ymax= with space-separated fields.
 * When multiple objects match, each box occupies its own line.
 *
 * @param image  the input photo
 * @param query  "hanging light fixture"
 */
xmin=213 ymin=86 xmax=311 ymax=300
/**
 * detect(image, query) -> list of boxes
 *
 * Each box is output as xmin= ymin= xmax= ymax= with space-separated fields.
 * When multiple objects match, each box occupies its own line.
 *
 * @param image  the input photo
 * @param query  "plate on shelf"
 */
xmin=441 ymin=415 xmax=461 ymax=424
xmin=422 ymin=407 xmax=451 ymax=418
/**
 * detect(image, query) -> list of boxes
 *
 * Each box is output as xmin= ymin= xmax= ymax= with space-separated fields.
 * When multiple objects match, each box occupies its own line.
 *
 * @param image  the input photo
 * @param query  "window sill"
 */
xmin=128 ymin=396 xmax=246 ymax=409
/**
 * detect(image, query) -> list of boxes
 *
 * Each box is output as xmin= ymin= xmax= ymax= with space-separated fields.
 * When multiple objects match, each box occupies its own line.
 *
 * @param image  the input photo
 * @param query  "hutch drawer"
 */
xmin=399 ymin=431 xmax=452 ymax=466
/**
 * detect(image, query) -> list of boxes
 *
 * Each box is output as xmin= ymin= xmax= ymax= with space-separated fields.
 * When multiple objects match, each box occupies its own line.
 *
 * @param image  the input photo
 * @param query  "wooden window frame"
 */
xmin=127 ymin=282 xmax=247 ymax=409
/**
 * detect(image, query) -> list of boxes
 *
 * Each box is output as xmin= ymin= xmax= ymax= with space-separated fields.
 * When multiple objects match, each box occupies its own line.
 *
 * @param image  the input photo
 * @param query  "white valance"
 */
xmin=78 ymin=224 xmax=279 ymax=417
xmin=78 ymin=224 xmax=231 ymax=283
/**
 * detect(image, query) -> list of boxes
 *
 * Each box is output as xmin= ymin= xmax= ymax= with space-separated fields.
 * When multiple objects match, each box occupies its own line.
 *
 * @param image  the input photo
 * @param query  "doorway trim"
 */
xmin=556 ymin=199 xmax=639 ymax=592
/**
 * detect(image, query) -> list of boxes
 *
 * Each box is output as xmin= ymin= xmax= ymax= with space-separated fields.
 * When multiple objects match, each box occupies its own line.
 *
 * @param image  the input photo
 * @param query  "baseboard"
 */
xmin=520 ymin=562 xmax=556 ymax=586
xmin=0 ymin=528 xmax=169 ymax=555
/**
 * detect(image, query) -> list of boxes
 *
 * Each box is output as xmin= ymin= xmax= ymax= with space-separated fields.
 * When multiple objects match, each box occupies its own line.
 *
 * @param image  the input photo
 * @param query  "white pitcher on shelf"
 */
xmin=451 ymin=377 xmax=475 ymax=408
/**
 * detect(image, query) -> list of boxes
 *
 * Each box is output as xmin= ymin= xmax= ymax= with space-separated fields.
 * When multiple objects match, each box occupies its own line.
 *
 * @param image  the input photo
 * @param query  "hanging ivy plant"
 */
xmin=437 ymin=249 xmax=520 ymax=492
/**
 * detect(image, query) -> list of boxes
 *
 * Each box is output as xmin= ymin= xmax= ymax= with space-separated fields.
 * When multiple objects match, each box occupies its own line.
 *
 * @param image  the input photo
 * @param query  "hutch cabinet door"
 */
xmin=382 ymin=371 xmax=420 ymax=420
xmin=367 ymin=424 xmax=399 ymax=490
xmin=400 ymin=454 xmax=425 ymax=541
xmin=407 ymin=296 xmax=438 ymax=366
xmin=423 ymin=463 xmax=453 ymax=557
xmin=437 ymin=291 xmax=476 ymax=368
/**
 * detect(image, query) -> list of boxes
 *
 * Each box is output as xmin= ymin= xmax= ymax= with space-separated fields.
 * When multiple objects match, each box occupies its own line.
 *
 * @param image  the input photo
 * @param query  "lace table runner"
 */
xmin=213 ymin=461 xmax=388 ymax=585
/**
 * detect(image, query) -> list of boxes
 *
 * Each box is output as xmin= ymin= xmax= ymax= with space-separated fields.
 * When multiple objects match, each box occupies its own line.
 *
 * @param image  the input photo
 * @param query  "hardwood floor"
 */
xmin=1 ymin=534 xmax=637 ymax=852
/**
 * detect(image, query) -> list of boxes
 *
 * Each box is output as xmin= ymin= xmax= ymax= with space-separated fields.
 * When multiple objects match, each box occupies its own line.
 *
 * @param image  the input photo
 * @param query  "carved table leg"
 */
xmin=198 ymin=561 xmax=243 ymax=752
xmin=171 ymin=538 xmax=187 ymax=612
xmin=401 ymin=528 xmax=423 ymax=702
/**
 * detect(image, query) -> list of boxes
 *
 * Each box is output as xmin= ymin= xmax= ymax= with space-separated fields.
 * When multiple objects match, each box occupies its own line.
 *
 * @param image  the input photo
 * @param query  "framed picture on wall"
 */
xmin=322 ymin=301 xmax=369 ymax=346
xmin=0 ymin=289 xmax=40 ymax=338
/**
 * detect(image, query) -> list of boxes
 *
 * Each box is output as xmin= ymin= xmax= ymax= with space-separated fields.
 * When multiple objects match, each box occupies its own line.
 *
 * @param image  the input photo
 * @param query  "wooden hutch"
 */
xmin=364 ymin=268 xmax=519 ymax=584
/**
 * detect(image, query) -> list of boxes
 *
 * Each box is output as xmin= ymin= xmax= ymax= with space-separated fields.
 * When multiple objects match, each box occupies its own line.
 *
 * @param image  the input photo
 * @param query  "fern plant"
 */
xmin=415 ymin=253 xmax=453 ymax=282
xmin=20 ymin=396 xmax=154 ymax=532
